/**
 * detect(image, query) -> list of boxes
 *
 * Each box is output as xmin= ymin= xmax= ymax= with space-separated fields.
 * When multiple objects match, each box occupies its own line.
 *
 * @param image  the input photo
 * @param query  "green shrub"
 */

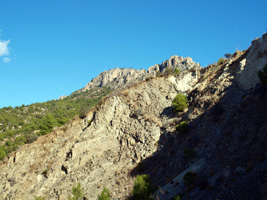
xmin=0 ymin=149 xmax=7 ymax=160
xmin=224 ymin=53 xmax=232 ymax=58
xmin=68 ymin=182 xmax=85 ymax=200
xmin=172 ymin=94 xmax=188 ymax=113
xmin=132 ymin=174 xmax=153 ymax=200
xmin=164 ymin=68 xmax=174 ymax=76
xmin=172 ymin=195 xmax=181 ymax=200
xmin=174 ymin=68 xmax=181 ymax=75
xmin=26 ymin=134 xmax=38 ymax=143
xmin=175 ymin=121 xmax=188 ymax=133
xmin=98 ymin=187 xmax=111 ymax=200
xmin=257 ymin=63 xmax=267 ymax=85
xmin=183 ymin=172 xmax=198 ymax=187
xmin=79 ymin=107 xmax=89 ymax=119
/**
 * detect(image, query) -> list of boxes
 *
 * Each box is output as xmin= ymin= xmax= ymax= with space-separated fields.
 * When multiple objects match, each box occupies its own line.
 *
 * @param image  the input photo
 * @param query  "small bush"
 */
xmin=257 ymin=63 xmax=267 ymax=85
xmin=176 ymin=121 xmax=188 ymax=133
xmin=26 ymin=134 xmax=38 ymax=143
xmin=98 ymin=187 xmax=111 ymax=200
xmin=68 ymin=182 xmax=85 ymax=200
xmin=164 ymin=68 xmax=174 ymax=76
xmin=224 ymin=53 xmax=232 ymax=58
xmin=183 ymin=172 xmax=198 ymax=187
xmin=174 ymin=68 xmax=181 ymax=75
xmin=172 ymin=195 xmax=181 ymax=200
xmin=0 ymin=149 xmax=7 ymax=161
xmin=79 ymin=107 xmax=89 ymax=119
xmin=172 ymin=94 xmax=188 ymax=113
xmin=132 ymin=174 xmax=153 ymax=200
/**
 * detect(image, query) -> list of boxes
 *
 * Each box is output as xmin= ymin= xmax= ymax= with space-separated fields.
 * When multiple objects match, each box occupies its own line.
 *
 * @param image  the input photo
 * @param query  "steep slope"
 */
xmin=0 ymin=71 xmax=198 ymax=199
xmin=0 ymin=33 xmax=266 ymax=200
xmin=0 ymin=86 xmax=111 ymax=161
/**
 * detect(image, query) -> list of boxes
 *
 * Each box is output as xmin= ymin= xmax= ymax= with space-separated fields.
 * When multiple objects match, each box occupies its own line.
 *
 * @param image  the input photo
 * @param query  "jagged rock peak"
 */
xmin=148 ymin=55 xmax=201 ymax=73
xmin=80 ymin=55 xmax=200 ymax=93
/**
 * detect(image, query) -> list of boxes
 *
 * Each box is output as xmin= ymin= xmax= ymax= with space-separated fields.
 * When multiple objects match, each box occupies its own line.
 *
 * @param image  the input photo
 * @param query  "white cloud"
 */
xmin=3 ymin=57 xmax=11 ymax=63
xmin=0 ymin=40 xmax=10 ymax=57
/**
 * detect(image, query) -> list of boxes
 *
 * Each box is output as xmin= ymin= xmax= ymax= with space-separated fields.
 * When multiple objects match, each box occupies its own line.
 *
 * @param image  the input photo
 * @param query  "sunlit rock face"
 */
xmin=1 ymin=34 xmax=267 ymax=200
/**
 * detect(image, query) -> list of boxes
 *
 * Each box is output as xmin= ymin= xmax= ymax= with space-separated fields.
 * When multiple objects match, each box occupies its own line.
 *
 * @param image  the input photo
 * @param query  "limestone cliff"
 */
xmin=79 ymin=55 xmax=200 ymax=92
xmin=0 ymin=34 xmax=267 ymax=200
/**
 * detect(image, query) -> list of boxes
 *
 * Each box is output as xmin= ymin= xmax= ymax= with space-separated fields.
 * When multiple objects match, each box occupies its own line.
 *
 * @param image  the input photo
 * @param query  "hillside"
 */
xmin=0 ymin=34 xmax=266 ymax=200
xmin=0 ymin=86 xmax=111 ymax=161
xmin=0 ymin=55 xmax=199 ymax=162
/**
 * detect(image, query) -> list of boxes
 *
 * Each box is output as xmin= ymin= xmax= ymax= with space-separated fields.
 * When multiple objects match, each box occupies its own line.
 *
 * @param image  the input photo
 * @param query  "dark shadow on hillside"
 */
xmin=160 ymin=106 xmax=177 ymax=118
xmin=130 ymin=53 xmax=267 ymax=199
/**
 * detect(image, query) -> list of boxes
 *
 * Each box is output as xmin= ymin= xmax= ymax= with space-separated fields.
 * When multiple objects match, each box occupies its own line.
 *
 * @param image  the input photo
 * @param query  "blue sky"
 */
xmin=0 ymin=0 xmax=266 ymax=108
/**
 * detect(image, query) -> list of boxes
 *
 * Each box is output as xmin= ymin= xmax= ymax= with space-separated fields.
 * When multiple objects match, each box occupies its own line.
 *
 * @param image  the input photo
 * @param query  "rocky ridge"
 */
xmin=0 ymin=33 xmax=267 ymax=200
xmin=79 ymin=55 xmax=201 ymax=92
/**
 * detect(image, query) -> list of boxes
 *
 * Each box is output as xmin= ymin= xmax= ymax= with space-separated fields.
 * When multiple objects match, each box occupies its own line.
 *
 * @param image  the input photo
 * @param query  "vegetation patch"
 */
xmin=98 ymin=187 xmax=111 ymax=200
xmin=132 ymin=174 xmax=154 ymax=200
xmin=171 ymin=195 xmax=181 ymax=200
xmin=68 ymin=182 xmax=85 ymax=200
xmin=174 ymin=68 xmax=181 ymax=75
xmin=172 ymin=94 xmax=188 ymax=113
xmin=0 ymin=87 xmax=111 ymax=161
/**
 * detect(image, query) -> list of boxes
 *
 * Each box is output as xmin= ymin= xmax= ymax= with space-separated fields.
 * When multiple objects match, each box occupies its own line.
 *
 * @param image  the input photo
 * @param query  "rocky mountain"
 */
xmin=79 ymin=55 xmax=201 ymax=92
xmin=0 ymin=34 xmax=266 ymax=200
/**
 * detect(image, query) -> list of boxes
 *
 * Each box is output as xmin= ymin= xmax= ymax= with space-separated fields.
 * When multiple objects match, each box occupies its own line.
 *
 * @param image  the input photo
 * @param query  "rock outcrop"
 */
xmin=0 ymin=72 xmax=197 ymax=199
xmin=79 ymin=56 xmax=201 ymax=93
xmin=235 ymin=34 xmax=267 ymax=90
xmin=0 ymin=34 xmax=267 ymax=200
xmin=148 ymin=55 xmax=201 ymax=74
xmin=81 ymin=68 xmax=149 ymax=92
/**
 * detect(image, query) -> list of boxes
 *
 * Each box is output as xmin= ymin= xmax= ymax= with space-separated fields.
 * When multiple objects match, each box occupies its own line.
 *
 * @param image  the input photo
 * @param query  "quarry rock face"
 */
xmin=0 ymin=34 xmax=267 ymax=200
